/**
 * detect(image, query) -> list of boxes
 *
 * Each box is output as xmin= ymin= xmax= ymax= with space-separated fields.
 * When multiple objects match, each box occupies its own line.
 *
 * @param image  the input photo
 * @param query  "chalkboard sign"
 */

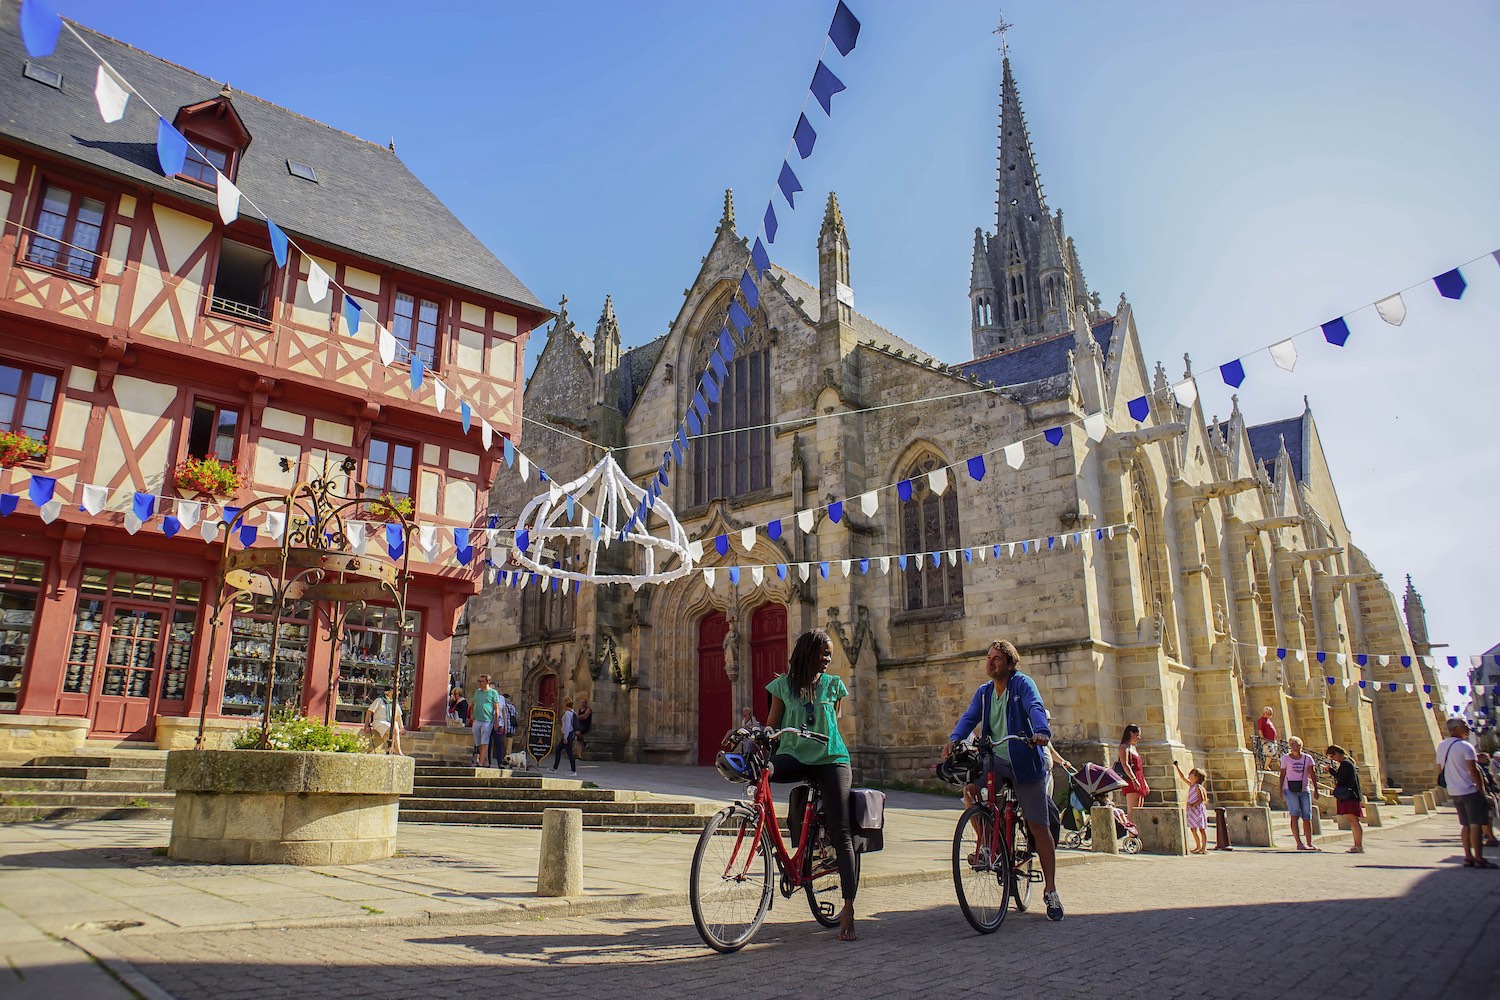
xmin=527 ymin=707 xmax=556 ymax=762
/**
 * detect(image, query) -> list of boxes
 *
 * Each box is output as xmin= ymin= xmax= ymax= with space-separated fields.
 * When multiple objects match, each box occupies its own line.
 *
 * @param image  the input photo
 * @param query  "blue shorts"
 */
xmin=473 ymin=720 xmax=494 ymax=745
xmin=1285 ymin=789 xmax=1312 ymax=819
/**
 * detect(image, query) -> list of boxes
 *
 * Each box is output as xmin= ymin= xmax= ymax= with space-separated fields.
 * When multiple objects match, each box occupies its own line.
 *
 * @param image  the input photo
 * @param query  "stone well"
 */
xmin=165 ymin=749 xmax=414 ymax=865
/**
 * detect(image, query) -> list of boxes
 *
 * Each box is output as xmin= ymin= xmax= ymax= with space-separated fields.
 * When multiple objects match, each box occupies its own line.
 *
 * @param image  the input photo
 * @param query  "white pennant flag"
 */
xmin=377 ymin=325 xmax=397 ymax=366
xmin=1404 ymin=682 xmax=1414 ymax=694
xmin=1083 ymin=412 xmax=1107 ymax=442
xmin=200 ymin=518 xmax=220 ymax=542
xmin=1006 ymin=542 xmax=1016 ymax=558
xmin=1268 ymin=340 xmax=1298 ymax=372
xmin=1004 ymin=441 xmax=1025 ymax=469
xmin=1293 ymin=650 xmax=1305 ymax=663
xmin=977 ymin=545 xmax=987 ymax=562
xmin=928 ymin=467 xmax=949 ymax=495
xmin=1172 ymin=379 xmax=1198 ymax=408
xmin=878 ymin=556 xmax=890 ymax=574
xmin=1334 ymin=653 xmax=1345 ymax=666
xmin=859 ymin=491 xmax=878 ymax=517
xmin=797 ymin=509 xmax=814 ymax=533
xmin=347 ymin=521 xmax=367 ymax=554
xmin=486 ymin=528 xmax=498 ymax=548
xmin=1374 ymin=293 xmax=1406 ymax=326
xmin=216 ymin=173 xmax=241 ymax=224
xmin=81 ymin=484 xmax=109 ymax=516
xmin=518 ymin=453 xmax=530 ymax=481
xmin=704 ymin=567 xmax=716 ymax=587
xmin=1418 ymin=656 xmax=1431 ymax=668
xmin=549 ymin=483 xmax=563 ymax=504
xmin=433 ymin=380 xmax=447 ymax=412
xmin=751 ymin=566 xmax=764 ymax=585
xmin=264 ymin=511 xmax=285 ymax=541
xmin=1378 ymin=655 xmax=1389 ymax=667
xmin=1106 ymin=525 xmax=1115 ymax=539
xmin=306 ymin=261 xmax=330 ymax=304
xmin=418 ymin=525 xmax=439 ymax=560
xmin=1471 ymin=656 xmax=1483 ymax=668
xmin=688 ymin=539 xmax=704 ymax=561
xmin=1258 ymin=645 xmax=1268 ymax=660
xmin=176 ymin=499 xmax=201 ymax=530
xmin=39 ymin=498 xmax=63 ymax=524
xmin=481 ymin=419 xmax=494 ymax=451
xmin=946 ymin=549 xmax=958 ymax=567
xmin=94 ymin=64 xmax=130 ymax=122
xmin=798 ymin=562 xmax=811 ymax=582
xmin=840 ymin=559 xmax=851 ymax=577
xmin=126 ymin=511 xmax=143 ymax=535
xmin=1060 ymin=532 xmax=1070 ymax=548
xmin=740 ymin=527 xmax=755 ymax=552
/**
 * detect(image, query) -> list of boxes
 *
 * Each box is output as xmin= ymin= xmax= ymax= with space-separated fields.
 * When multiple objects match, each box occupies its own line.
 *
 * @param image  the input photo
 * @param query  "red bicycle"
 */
xmin=689 ymin=726 xmax=860 ymax=952
xmin=941 ymin=734 xmax=1041 ymax=933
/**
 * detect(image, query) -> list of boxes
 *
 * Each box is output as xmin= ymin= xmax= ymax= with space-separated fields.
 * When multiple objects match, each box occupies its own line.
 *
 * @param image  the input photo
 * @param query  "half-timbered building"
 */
xmin=0 ymin=20 xmax=545 ymax=750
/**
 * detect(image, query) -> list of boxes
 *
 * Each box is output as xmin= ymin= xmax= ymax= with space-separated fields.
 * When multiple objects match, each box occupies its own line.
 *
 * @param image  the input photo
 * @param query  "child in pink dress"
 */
xmin=1174 ymin=761 xmax=1209 ymax=854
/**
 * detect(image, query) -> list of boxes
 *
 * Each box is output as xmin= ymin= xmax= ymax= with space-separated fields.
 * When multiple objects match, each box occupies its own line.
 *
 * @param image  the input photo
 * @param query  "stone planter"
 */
xmin=165 ymin=749 xmax=414 ymax=865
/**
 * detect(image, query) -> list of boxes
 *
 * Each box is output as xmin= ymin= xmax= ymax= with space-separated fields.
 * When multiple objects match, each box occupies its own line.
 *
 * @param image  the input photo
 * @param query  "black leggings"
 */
xmin=550 ymin=734 xmax=576 ymax=770
xmin=769 ymin=755 xmax=857 ymax=903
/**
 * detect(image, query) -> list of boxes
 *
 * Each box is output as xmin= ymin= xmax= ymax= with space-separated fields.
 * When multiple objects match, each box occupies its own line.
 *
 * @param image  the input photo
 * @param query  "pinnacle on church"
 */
xmin=720 ymin=188 xmax=735 ymax=230
xmin=550 ymin=294 xmax=574 ymax=336
xmin=596 ymin=295 xmax=619 ymax=343
xmin=821 ymin=191 xmax=845 ymax=236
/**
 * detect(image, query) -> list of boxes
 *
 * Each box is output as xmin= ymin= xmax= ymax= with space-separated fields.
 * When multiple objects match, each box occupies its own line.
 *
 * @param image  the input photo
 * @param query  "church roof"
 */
xmin=954 ymin=319 xmax=1114 ymax=388
xmin=1243 ymin=415 xmax=1307 ymax=483
xmin=0 ymin=20 xmax=544 ymax=312
xmin=618 ymin=334 xmax=667 ymax=414
xmin=772 ymin=266 xmax=938 ymax=364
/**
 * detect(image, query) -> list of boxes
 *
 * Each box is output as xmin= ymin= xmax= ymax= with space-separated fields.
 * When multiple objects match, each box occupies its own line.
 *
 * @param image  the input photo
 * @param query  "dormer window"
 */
xmin=172 ymin=94 xmax=250 ymax=186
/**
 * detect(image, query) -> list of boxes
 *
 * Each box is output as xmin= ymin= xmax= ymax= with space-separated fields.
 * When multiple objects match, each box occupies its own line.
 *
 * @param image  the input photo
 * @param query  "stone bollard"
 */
xmin=1090 ymin=806 xmax=1119 ymax=854
xmin=536 ymin=808 xmax=584 ymax=897
xmin=1223 ymin=806 xmax=1275 ymax=847
xmin=1363 ymin=801 xmax=1383 ymax=828
xmin=1131 ymin=806 xmax=1188 ymax=856
xmin=1413 ymin=795 xmax=1429 ymax=815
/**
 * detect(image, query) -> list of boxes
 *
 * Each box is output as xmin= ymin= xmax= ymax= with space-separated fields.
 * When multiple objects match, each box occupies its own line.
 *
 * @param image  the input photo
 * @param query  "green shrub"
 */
xmin=232 ymin=714 xmax=369 ymax=753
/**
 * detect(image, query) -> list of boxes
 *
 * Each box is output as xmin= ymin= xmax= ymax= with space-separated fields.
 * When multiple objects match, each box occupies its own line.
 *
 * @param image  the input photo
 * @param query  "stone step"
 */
xmin=0 ymin=777 xmax=168 ymax=793
xmin=407 ymin=785 xmax=621 ymax=802
xmin=400 ymin=796 xmax=712 ymax=816
xmin=28 ymin=755 xmax=168 ymax=770
xmin=0 ymin=766 xmax=169 ymax=784
xmin=0 ymin=804 xmax=173 ymax=823
xmin=0 ymin=790 xmax=175 ymax=808
xmin=412 ymin=771 xmax=549 ymax=786
xmin=397 ymin=808 xmax=708 ymax=831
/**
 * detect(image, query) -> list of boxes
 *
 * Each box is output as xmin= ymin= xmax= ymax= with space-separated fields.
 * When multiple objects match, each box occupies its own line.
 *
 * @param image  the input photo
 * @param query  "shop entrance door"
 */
xmin=697 ymin=611 xmax=732 ymax=765
xmin=84 ymin=606 xmax=164 ymax=740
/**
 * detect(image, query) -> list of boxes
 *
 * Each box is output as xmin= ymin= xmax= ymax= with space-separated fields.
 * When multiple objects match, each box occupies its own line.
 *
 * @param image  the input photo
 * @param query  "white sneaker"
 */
xmin=569 ymin=770 xmax=578 ymax=777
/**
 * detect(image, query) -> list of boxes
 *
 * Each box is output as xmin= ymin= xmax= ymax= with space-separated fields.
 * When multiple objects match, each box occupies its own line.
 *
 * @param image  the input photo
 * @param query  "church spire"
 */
xmin=818 ymin=192 xmax=852 ymax=324
xmin=592 ymin=295 xmax=621 ymax=407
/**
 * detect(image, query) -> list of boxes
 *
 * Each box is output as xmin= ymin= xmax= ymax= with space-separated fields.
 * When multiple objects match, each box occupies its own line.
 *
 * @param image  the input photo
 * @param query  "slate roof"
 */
xmin=618 ymin=335 xmax=667 ymax=414
xmin=772 ymin=267 xmax=938 ymax=364
xmin=1244 ymin=415 xmax=1307 ymax=483
xmin=954 ymin=319 xmax=1115 ymax=388
xmin=0 ymin=20 xmax=543 ymax=312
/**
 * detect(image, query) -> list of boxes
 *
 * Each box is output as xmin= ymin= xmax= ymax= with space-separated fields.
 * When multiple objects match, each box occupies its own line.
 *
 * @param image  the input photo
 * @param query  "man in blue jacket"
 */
xmin=943 ymin=639 xmax=1064 ymax=921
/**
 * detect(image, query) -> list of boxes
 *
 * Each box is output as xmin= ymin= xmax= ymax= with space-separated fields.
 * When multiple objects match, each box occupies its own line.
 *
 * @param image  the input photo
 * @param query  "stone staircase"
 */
xmin=0 ymin=748 xmax=172 ymax=823
xmin=399 ymin=762 xmax=720 ymax=832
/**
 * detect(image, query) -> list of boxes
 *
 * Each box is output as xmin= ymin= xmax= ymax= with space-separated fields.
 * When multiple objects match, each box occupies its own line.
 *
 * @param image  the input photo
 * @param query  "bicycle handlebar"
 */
xmin=730 ymin=725 xmax=830 ymax=747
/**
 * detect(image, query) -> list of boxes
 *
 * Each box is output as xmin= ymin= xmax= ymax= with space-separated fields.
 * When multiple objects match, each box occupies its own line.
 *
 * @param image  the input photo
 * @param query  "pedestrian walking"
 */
xmin=447 ymin=687 xmax=469 ymax=726
xmin=575 ymin=698 xmax=593 ymax=758
xmin=1324 ymin=744 xmax=1364 ymax=854
xmin=470 ymin=675 xmax=500 ymax=767
xmin=364 ymin=686 xmax=403 ymax=754
xmin=1476 ymin=752 xmax=1500 ymax=848
xmin=502 ymin=695 xmax=519 ymax=764
xmin=550 ymin=698 xmax=579 ymax=776
xmin=1173 ymin=761 xmax=1209 ymax=854
xmin=1279 ymin=736 xmax=1320 ymax=851
xmin=1117 ymin=724 xmax=1149 ymax=821
xmin=1438 ymin=717 xmax=1495 ymax=868
xmin=1255 ymin=707 xmax=1278 ymax=770
xmin=489 ymin=689 xmax=510 ymax=768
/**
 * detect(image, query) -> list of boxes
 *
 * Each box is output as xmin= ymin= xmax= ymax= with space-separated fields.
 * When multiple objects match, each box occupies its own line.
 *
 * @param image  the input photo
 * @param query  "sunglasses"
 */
xmin=804 ymin=700 xmax=817 ymax=729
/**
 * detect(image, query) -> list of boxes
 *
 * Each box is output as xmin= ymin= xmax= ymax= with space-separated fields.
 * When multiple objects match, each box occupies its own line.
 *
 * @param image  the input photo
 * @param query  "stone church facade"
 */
xmin=466 ymin=57 xmax=1442 ymax=804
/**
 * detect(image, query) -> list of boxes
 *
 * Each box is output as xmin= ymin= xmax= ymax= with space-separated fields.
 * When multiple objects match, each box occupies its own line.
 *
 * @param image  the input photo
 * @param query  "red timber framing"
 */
xmin=0 ymin=139 xmax=547 ymax=742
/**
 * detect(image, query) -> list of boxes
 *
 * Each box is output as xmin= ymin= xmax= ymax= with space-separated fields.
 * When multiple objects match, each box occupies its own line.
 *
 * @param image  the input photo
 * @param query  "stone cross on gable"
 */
xmin=993 ymin=12 xmax=1013 ymax=56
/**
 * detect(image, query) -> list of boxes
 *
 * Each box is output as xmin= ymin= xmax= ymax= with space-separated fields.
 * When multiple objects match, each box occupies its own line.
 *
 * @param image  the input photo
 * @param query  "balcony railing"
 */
xmin=209 ymin=295 xmax=269 ymax=324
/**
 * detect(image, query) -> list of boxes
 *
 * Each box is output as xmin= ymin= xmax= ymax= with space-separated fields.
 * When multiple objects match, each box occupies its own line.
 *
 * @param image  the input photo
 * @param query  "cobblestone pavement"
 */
xmin=80 ymin=817 xmax=1499 ymax=1000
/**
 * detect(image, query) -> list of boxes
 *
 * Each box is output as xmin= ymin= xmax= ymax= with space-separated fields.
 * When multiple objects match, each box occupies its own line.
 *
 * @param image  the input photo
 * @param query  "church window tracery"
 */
xmin=692 ymin=293 xmax=771 ymax=505
xmin=900 ymin=455 xmax=964 ymax=613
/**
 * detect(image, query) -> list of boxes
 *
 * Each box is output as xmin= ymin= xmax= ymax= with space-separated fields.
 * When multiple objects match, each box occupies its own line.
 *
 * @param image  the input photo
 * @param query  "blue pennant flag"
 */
xmin=239 ymin=524 xmax=258 ymax=547
xmin=454 ymin=527 xmax=470 ymax=551
xmin=793 ymin=114 xmax=817 ymax=159
xmin=457 ymin=542 xmax=473 ymax=565
xmin=994 ymin=544 xmax=1002 ymax=558
xmin=898 ymin=554 xmax=907 ymax=570
xmin=156 ymin=117 xmax=188 ymax=176
xmin=1277 ymin=648 xmax=1287 ymax=660
xmin=672 ymin=433 xmax=685 ymax=465
xmin=1220 ymin=359 xmax=1246 ymax=388
xmin=1020 ymin=540 xmax=1029 ymax=554
xmin=898 ymin=479 xmax=913 ymax=502
xmin=963 ymin=548 xmax=972 ymax=563
xmin=751 ymin=237 xmax=771 ymax=276
xmin=809 ymin=61 xmax=846 ymax=115
xmin=162 ymin=515 xmax=180 ymax=538
xmin=703 ymin=367 xmax=720 ymax=404
xmin=1356 ymin=654 xmax=1368 ymax=666
xmin=828 ymin=501 xmax=843 ymax=523
xmin=343 ymin=295 xmax=362 ymax=337
xmin=777 ymin=160 xmax=803 ymax=208
xmin=767 ymin=519 xmax=782 ymax=541
xmin=819 ymin=561 xmax=829 ymax=578
xmin=1425 ymin=702 xmax=1432 ymax=710
xmin=1357 ymin=680 xmax=1367 ymax=689
xmin=266 ymin=219 xmax=289 ymax=268
xmin=131 ymin=491 xmax=155 ymax=521
xmin=715 ymin=534 xmax=729 ymax=556
xmin=859 ymin=558 xmax=869 ymax=574
xmin=461 ymin=400 xmax=472 ymax=433
xmin=1434 ymin=268 xmax=1466 ymax=299
xmin=21 ymin=0 xmax=62 ymax=57
xmin=0 ymin=495 xmax=16 ymax=516
xmin=1127 ymin=395 xmax=1150 ymax=422
xmin=718 ymin=327 xmax=736 ymax=361
xmin=930 ymin=552 xmax=941 ymax=568
xmin=386 ymin=524 xmax=404 ymax=558
xmin=516 ymin=529 xmax=529 ymax=552
xmin=1316 ymin=651 xmax=1327 ymax=663
xmin=222 ymin=505 xmax=241 ymax=529
xmin=1401 ymin=656 xmax=1412 ymax=667
xmin=410 ymin=353 xmax=425 ymax=391
xmin=503 ymin=437 xmax=515 ymax=467
xmin=739 ymin=271 xmax=760 ymax=310
xmin=1045 ymin=427 xmax=1064 ymax=446
xmin=687 ymin=409 xmax=702 ymax=435
xmin=829 ymin=0 xmax=861 ymax=55
xmin=565 ymin=494 xmax=576 ymax=519
xmin=692 ymin=389 xmax=709 ymax=422
xmin=1321 ymin=316 xmax=1351 ymax=347
xmin=728 ymin=299 xmax=751 ymax=333
xmin=967 ymin=455 xmax=986 ymax=481
xmin=1423 ymin=683 xmax=1431 ymax=694
xmin=1048 ymin=536 xmax=1056 ymax=550
xmin=763 ymin=203 xmax=778 ymax=244
xmin=1326 ymin=676 xmax=1336 ymax=685
xmin=1389 ymin=682 xmax=1399 ymax=693
xmin=728 ymin=566 xmax=740 ymax=585
xmin=776 ymin=563 xmax=788 ymax=579
xmin=28 ymin=476 xmax=56 ymax=507
xmin=1448 ymin=655 xmax=1460 ymax=667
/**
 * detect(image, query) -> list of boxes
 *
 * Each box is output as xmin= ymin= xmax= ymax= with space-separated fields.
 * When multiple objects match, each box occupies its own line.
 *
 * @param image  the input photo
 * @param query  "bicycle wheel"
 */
xmin=802 ymin=821 xmax=860 ymax=928
xmin=690 ymin=806 xmax=773 ymax=953
xmin=1011 ymin=818 xmax=1036 ymax=912
xmin=952 ymin=804 xmax=1011 ymax=933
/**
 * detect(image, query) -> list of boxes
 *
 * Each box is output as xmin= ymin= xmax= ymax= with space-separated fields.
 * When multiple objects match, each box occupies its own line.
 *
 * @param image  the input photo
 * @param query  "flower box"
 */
xmin=174 ymin=455 xmax=242 ymax=499
xmin=0 ymin=431 xmax=47 ymax=468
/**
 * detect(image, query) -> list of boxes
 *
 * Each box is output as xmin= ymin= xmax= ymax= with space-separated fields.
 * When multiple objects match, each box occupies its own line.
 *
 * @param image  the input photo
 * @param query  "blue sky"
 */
xmin=52 ymin=1 xmax=1500 ymax=704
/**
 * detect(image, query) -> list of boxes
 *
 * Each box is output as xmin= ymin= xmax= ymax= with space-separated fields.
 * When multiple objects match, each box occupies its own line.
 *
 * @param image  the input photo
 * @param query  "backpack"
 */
xmin=506 ymin=701 xmax=519 ymax=729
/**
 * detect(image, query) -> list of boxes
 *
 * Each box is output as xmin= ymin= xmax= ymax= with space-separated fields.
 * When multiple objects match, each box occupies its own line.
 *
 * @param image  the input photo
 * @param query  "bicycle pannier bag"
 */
xmin=848 ymin=788 xmax=886 ymax=853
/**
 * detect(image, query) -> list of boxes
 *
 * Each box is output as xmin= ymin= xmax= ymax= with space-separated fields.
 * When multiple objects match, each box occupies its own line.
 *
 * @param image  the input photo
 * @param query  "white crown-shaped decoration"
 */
xmin=511 ymin=452 xmax=693 ymax=587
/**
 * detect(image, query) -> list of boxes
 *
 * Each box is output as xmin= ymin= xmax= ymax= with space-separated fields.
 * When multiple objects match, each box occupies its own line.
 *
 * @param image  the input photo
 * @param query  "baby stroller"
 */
xmin=1056 ymin=762 xmax=1142 ymax=854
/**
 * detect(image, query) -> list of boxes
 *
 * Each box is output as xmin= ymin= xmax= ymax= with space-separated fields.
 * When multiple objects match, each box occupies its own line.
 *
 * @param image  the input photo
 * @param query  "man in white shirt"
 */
xmin=1437 ymin=717 xmax=1492 ymax=868
xmin=365 ymin=686 xmax=403 ymax=755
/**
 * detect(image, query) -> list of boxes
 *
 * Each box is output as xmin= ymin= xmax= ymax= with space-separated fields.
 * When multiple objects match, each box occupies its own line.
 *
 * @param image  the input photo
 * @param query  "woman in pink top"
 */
xmin=1118 ymin=724 xmax=1149 ymax=821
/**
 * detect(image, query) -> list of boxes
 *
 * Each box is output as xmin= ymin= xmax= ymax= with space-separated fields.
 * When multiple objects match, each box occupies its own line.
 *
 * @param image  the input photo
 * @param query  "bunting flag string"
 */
xmin=1231 ymin=639 xmax=1499 ymax=675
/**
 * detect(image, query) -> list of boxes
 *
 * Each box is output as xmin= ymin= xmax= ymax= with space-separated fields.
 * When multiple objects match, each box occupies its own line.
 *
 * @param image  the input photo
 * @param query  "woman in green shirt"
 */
xmin=765 ymin=628 xmax=858 ymax=941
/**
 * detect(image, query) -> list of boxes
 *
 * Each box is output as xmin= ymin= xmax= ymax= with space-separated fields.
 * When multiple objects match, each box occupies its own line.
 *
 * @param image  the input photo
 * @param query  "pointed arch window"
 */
xmin=900 ymin=456 xmax=964 ymax=612
xmin=692 ymin=297 xmax=771 ymax=505
xmin=1129 ymin=463 xmax=1175 ymax=656
xmin=1008 ymin=273 xmax=1028 ymax=322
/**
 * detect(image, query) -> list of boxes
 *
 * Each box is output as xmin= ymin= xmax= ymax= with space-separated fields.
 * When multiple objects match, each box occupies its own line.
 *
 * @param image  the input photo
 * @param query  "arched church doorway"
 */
xmin=697 ymin=610 xmax=732 ymax=765
xmin=537 ymin=673 xmax=557 ymax=711
xmin=749 ymin=602 xmax=788 ymax=721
